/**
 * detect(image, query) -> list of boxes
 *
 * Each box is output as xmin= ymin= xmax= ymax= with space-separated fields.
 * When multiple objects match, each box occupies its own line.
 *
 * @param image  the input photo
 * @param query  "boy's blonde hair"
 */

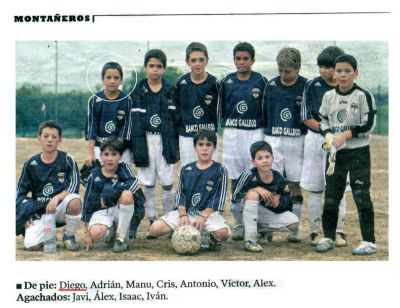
xmin=276 ymin=47 xmax=301 ymax=69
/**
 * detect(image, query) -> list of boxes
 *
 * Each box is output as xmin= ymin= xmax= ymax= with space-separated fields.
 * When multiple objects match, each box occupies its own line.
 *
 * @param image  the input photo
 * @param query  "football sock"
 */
xmin=161 ymin=189 xmax=175 ymax=215
xmin=243 ymin=200 xmax=259 ymax=241
xmin=117 ymin=204 xmax=135 ymax=240
xmin=143 ymin=186 xmax=157 ymax=221
xmin=231 ymin=200 xmax=244 ymax=225
xmin=64 ymin=214 xmax=80 ymax=236
xmin=307 ymin=191 xmax=323 ymax=234
xmin=336 ymin=197 xmax=347 ymax=233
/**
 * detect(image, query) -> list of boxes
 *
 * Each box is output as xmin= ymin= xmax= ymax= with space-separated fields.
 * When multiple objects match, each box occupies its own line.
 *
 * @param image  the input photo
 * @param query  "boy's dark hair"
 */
xmin=233 ymin=42 xmax=255 ymax=60
xmin=193 ymin=130 xmax=217 ymax=148
xmin=334 ymin=54 xmax=358 ymax=71
xmin=185 ymin=42 xmax=209 ymax=61
xmin=38 ymin=120 xmax=62 ymax=137
xmin=250 ymin=141 xmax=273 ymax=159
xmin=317 ymin=46 xmax=345 ymax=68
xmin=144 ymin=49 xmax=167 ymax=68
xmin=276 ymin=47 xmax=301 ymax=69
xmin=101 ymin=62 xmax=123 ymax=80
xmin=100 ymin=136 xmax=124 ymax=155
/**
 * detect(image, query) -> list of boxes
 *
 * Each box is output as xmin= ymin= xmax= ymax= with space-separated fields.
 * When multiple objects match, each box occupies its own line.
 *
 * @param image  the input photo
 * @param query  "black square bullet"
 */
xmin=16 ymin=284 xmax=22 ymax=289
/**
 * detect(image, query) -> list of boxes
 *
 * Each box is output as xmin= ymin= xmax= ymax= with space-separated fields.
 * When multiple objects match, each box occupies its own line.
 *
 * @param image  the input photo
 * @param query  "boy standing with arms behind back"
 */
xmin=315 ymin=54 xmax=377 ymax=255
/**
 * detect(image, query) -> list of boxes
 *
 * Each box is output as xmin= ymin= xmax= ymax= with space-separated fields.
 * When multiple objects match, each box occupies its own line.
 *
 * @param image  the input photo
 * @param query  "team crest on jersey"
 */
xmin=30 ymin=160 xmax=38 ymax=166
xmin=226 ymin=78 xmax=234 ymax=84
xmin=180 ymin=79 xmax=187 ymax=85
xmin=337 ymin=109 xmax=348 ymax=123
xmin=204 ymin=95 xmax=213 ymax=105
xmin=96 ymin=97 xmax=102 ymax=103
xmin=105 ymin=121 xmax=116 ymax=133
xmin=117 ymin=110 xmax=125 ymax=121
xmin=296 ymin=96 xmax=303 ymax=106
xmin=252 ymin=88 xmax=261 ymax=98
xmin=57 ymin=172 xmax=65 ymax=183
xmin=280 ymin=108 xmax=292 ymax=122
xmin=191 ymin=193 xmax=201 ymax=206
xmin=150 ymin=114 xmax=161 ymax=127
xmin=350 ymin=102 xmax=359 ymax=112
xmin=236 ymin=101 xmax=248 ymax=114
xmin=193 ymin=106 xmax=204 ymax=119
xmin=43 ymin=183 xmax=54 ymax=196
xmin=206 ymin=180 xmax=214 ymax=191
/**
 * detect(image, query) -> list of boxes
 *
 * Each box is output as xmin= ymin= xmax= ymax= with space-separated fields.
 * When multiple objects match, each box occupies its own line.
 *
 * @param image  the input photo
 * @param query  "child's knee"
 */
xmin=149 ymin=220 xmax=171 ymax=237
xmin=66 ymin=198 xmax=82 ymax=215
xmin=119 ymin=190 xmax=134 ymax=204
xmin=212 ymin=228 xmax=230 ymax=241
xmin=244 ymin=190 xmax=260 ymax=201
xmin=89 ymin=225 xmax=108 ymax=241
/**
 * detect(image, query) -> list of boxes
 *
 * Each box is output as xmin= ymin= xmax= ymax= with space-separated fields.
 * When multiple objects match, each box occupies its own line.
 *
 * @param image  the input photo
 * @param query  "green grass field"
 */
xmin=15 ymin=136 xmax=388 ymax=261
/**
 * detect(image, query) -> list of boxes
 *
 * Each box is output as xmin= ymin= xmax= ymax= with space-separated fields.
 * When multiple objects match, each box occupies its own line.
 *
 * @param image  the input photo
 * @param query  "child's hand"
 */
xmin=333 ymin=131 xmax=351 ymax=149
xmin=84 ymin=154 xmax=95 ymax=167
xmin=84 ymin=234 xmax=93 ymax=251
xmin=46 ymin=197 xmax=58 ymax=213
xmin=253 ymin=187 xmax=274 ymax=204
xmin=268 ymin=194 xmax=281 ymax=208
xmin=192 ymin=216 xmax=206 ymax=231
xmin=178 ymin=214 xmax=189 ymax=226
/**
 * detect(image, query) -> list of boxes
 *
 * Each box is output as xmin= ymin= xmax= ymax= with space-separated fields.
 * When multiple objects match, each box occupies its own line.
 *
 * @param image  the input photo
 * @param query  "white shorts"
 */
xmin=137 ymin=134 xmax=174 ymax=186
xmin=88 ymin=205 xmax=120 ymax=229
xmin=264 ymin=135 xmax=305 ymax=182
xmin=160 ymin=210 xmax=230 ymax=233
xmin=179 ymin=135 xmax=218 ymax=168
xmin=222 ymin=128 xmax=264 ymax=179
xmin=300 ymin=131 xmax=326 ymax=192
xmin=95 ymin=146 xmax=132 ymax=165
xmin=55 ymin=193 xmax=81 ymax=224
xmin=258 ymin=206 xmax=299 ymax=230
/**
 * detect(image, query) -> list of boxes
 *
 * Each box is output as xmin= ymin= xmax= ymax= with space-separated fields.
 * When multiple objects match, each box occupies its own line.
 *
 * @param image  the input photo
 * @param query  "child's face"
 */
xmin=144 ymin=58 xmax=165 ymax=81
xmin=186 ymin=51 xmax=208 ymax=76
xmin=319 ymin=65 xmax=335 ymax=83
xmin=278 ymin=66 xmax=299 ymax=85
xmin=100 ymin=147 xmax=122 ymax=172
xmin=195 ymin=137 xmax=215 ymax=163
xmin=102 ymin=68 xmax=122 ymax=93
xmin=252 ymin=150 xmax=274 ymax=173
xmin=38 ymin=127 xmax=61 ymax=153
xmin=234 ymin=51 xmax=254 ymax=74
xmin=334 ymin=62 xmax=358 ymax=92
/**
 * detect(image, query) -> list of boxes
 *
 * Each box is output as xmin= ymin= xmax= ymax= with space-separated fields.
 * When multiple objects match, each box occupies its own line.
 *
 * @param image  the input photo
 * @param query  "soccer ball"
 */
xmin=171 ymin=225 xmax=202 ymax=255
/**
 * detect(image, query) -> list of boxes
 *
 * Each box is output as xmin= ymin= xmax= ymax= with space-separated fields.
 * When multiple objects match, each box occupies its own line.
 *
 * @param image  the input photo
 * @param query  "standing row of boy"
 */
xmin=16 ymin=41 xmax=377 ymax=256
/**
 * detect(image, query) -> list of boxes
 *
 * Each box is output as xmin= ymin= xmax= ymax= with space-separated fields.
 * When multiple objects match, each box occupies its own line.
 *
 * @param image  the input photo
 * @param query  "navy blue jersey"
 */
xmin=16 ymin=151 xmax=80 ymax=206
xmin=85 ymin=90 xmax=132 ymax=146
xmin=176 ymin=161 xmax=228 ymax=213
xmin=232 ymin=168 xmax=292 ymax=213
xmin=144 ymin=89 xmax=162 ymax=134
xmin=264 ymin=76 xmax=308 ymax=137
xmin=219 ymin=71 xmax=267 ymax=129
xmin=175 ymin=73 xmax=219 ymax=137
xmin=82 ymin=162 xmax=139 ymax=222
xmin=301 ymin=76 xmax=334 ymax=133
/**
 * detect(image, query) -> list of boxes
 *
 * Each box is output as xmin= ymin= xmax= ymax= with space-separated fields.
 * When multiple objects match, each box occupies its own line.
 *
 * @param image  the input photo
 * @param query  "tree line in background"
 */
xmin=16 ymin=66 xmax=388 ymax=137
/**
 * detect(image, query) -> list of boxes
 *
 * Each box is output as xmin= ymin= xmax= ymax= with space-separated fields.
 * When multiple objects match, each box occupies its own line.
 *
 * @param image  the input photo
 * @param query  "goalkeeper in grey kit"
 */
xmin=315 ymin=54 xmax=377 ymax=255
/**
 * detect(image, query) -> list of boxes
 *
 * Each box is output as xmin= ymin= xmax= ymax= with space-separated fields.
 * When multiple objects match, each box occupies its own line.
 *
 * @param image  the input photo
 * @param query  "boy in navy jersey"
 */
xmin=300 ymin=46 xmax=349 ymax=246
xmin=315 ymin=54 xmax=377 ymax=255
xmin=82 ymin=137 xmax=139 ymax=253
xmin=263 ymin=47 xmax=307 ymax=242
xmin=148 ymin=130 xmax=230 ymax=251
xmin=85 ymin=62 xmax=132 ymax=167
xmin=219 ymin=42 xmax=268 ymax=241
xmin=176 ymin=42 xmax=219 ymax=166
xmin=130 ymin=49 xmax=179 ymax=237
xmin=232 ymin=141 xmax=299 ymax=252
xmin=16 ymin=121 xmax=82 ymax=251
